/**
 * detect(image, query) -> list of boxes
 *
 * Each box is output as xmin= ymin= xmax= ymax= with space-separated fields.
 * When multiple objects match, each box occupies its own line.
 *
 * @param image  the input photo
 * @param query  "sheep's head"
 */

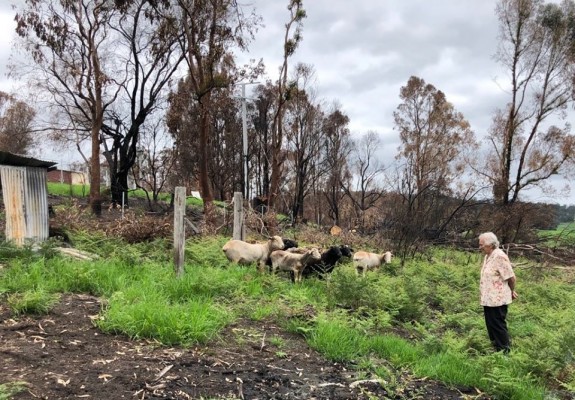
xmin=326 ymin=246 xmax=342 ymax=258
xmin=282 ymin=238 xmax=298 ymax=250
xmin=309 ymin=247 xmax=322 ymax=262
xmin=268 ymin=236 xmax=285 ymax=251
xmin=340 ymin=245 xmax=354 ymax=258
xmin=383 ymin=251 xmax=393 ymax=263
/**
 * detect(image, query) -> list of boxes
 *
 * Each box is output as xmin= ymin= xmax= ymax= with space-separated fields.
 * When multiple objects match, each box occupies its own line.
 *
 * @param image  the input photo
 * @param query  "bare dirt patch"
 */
xmin=0 ymin=294 xmax=487 ymax=399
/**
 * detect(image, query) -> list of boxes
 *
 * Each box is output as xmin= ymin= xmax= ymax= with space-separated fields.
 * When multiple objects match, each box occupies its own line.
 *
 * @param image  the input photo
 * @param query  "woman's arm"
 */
xmin=507 ymin=276 xmax=518 ymax=299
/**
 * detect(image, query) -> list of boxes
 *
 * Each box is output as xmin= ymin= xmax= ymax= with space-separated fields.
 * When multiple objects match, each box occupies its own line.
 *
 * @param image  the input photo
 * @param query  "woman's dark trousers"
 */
xmin=484 ymin=305 xmax=510 ymax=353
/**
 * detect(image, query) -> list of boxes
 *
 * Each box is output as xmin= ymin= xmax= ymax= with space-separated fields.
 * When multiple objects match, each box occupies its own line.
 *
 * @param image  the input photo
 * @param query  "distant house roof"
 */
xmin=0 ymin=151 xmax=57 ymax=171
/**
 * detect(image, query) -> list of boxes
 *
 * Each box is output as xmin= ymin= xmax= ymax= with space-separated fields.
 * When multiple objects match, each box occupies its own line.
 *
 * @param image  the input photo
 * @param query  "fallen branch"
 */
xmin=349 ymin=379 xmax=384 ymax=388
xmin=56 ymin=247 xmax=99 ymax=261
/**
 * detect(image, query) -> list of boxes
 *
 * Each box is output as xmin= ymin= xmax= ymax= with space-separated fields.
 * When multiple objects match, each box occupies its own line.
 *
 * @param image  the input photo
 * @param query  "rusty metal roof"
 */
xmin=0 ymin=151 xmax=57 ymax=171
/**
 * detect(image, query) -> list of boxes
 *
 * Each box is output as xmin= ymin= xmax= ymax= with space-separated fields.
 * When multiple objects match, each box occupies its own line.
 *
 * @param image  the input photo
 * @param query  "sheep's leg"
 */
xmin=271 ymin=263 xmax=279 ymax=275
xmin=257 ymin=261 xmax=266 ymax=274
xmin=294 ymin=269 xmax=301 ymax=283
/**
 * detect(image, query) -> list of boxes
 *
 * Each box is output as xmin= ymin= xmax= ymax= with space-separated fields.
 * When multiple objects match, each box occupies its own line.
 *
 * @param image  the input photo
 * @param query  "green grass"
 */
xmin=46 ymin=182 xmax=205 ymax=206
xmin=47 ymin=182 xmax=91 ymax=197
xmin=0 ymin=382 xmax=28 ymax=400
xmin=0 ymin=237 xmax=573 ymax=399
xmin=538 ymin=222 xmax=575 ymax=247
xmin=7 ymin=290 xmax=60 ymax=315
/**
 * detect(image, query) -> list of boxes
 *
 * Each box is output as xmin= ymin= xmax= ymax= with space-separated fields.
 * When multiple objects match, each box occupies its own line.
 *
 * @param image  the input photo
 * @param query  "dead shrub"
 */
xmin=105 ymin=211 xmax=172 ymax=243
xmin=50 ymin=200 xmax=102 ymax=238
xmin=244 ymin=209 xmax=281 ymax=236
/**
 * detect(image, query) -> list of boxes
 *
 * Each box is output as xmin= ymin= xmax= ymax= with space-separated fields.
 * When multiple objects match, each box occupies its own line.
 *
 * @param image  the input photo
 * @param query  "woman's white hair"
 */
xmin=479 ymin=232 xmax=499 ymax=248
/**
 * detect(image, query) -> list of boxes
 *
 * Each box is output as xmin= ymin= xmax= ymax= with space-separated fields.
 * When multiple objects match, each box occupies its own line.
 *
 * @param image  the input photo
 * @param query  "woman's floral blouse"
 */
xmin=480 ymin=248 xmax=515 ymax=307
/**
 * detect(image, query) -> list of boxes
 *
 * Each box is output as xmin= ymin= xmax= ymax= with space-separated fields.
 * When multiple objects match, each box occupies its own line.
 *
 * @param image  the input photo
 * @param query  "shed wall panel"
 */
xmin=0 ymin=166 xmax=27 ymax=245
xmin=24 ymin=167 xmax=49 ymax=242
xmin=0 ymin=166 xmax=49 ymax=245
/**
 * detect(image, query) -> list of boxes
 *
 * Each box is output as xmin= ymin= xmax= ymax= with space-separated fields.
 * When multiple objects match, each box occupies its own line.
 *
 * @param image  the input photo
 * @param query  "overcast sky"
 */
xmin=0 ymin=0 xmax=573 ymax=205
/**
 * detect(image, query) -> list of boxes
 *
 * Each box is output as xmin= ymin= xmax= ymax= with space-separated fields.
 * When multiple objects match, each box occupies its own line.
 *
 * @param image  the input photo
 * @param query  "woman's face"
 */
xmin=478 ymin=238 xmax=493 ymax=255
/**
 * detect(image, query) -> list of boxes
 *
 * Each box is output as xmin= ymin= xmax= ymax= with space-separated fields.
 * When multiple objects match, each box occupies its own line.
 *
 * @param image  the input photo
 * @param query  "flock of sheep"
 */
xmin=222 ymin=236 xmax=393 ymax=282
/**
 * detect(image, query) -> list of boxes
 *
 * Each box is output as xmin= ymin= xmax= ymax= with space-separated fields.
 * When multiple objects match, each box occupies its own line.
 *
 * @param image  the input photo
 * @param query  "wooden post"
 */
xmin=233 ymin=191 xmax=245 ymax=240
xmin=174 ymin=187 xmax=186 ymax=277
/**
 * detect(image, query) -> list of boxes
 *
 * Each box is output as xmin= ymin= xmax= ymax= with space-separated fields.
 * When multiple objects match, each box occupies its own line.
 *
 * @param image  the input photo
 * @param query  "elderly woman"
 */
xmin=478 ymin=232 xmax=518 ymax=353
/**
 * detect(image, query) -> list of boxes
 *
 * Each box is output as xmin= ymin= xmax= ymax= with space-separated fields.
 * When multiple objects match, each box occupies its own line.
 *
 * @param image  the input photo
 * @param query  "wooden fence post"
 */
xmin=174 ymin=187 xmax=186 ymax=277
xmin=233 ymin=191 xmax=245 ymax=240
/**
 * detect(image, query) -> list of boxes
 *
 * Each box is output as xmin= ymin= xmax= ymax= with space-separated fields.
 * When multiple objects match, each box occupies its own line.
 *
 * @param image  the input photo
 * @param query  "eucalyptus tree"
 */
xmin=100 ymin=0 xmax=187 ymax=207
xmin=14 ymin=0 xmax=122 ymax=215
xmin=344 ymin=131 xmax=386 ymax=231
xmin=267 ymin=0 xmax=306 ymax=209
xmin=283 ymin=64 xmax=324 ymax=223
xmin=13 ymin=0 xmax=186 ymax=214
xmin=481 ymin=0 xmax=575 ymax=241
xmin=250 ymin=82 xmax=276 ymax=201
xmin=319 ymin=107 xmax=353 ymax=227
xmin=488 ymin=0 xmax=575 ymax=205
xmin=175 ymin=0 xmax=261 ymax=226
xmin=166 ymin=78 xmax=200 ymax=191
xmin=210 ymin=87 xmax=244 ymax=200
xmin=392 ymin=76 xmax=477 ymax=257
xmin=167 ymin=81 xmax=243 ymax=201
xmin=0 ymin=92 xmax=36 ymax=155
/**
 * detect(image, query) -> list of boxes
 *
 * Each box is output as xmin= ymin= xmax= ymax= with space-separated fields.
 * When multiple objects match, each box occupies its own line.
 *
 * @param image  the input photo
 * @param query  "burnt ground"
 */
xmin=0 ymin=294 xmax=489 ymax=400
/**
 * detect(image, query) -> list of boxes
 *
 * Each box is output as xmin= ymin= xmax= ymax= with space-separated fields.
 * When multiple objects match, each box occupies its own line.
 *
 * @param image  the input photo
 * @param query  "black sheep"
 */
xmin=282 ymin=239 xmax=298 ymax=251
xmin=302 ymin=245 xmax=354 ymax=278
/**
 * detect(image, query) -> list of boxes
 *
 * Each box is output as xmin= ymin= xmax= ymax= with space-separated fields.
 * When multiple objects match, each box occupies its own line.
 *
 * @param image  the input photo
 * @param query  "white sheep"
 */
xmin=222 ymin=236 xmax=285 ymax=272
xmin=270 ymin=247 xmax=322 ymax=282
xmin=353 ymin=251 xmax=393 ymax=276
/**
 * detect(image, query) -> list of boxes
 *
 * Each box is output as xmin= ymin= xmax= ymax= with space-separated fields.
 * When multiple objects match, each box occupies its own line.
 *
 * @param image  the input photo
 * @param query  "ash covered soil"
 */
xmin=0 ymin=294 xmax=488 ymax=399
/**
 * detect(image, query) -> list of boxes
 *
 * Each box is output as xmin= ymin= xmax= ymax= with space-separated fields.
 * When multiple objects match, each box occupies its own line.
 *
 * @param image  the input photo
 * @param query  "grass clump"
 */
xmin=0 ymin=381 xmax=29 ymax=399
xmin=7 ymin=290 xmax=60 ymax=315
xmin=98 ymin=289 xmax=231 ymax=345
xmin=308 ymin=312 xmax=368 ymax=362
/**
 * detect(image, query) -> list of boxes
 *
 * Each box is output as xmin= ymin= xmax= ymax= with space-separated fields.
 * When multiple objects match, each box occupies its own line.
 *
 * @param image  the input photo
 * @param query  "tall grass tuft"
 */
xmin=7 ymin=290 xmax=60 ymax=315
xmin=308 ymin=312 xmax=368 ymax=362
xmin=368 ymin=335 xmax=422 ymax=365
xmin=98 ymin=288 xmax=231 ymax=345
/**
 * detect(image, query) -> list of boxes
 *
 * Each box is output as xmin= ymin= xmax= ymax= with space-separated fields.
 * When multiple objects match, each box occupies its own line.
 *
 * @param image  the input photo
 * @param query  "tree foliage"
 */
xmin=100 ymin=0 xmax=186 ymax=207
xmin=267 ymin=0 xmax=306 ymax=209
xmin=320 ymin=106 xmax=352 ymax=227
xmin=280 ymin=65 xmax=323 ymax=223
xmin=0 ymin=92 xmax=36 ymax=155
xmin=489 ymin=0 xmax=575 ymax=205
xmin=176 ymin=0 xmax=261 ymax=227
xmin=344 ymin=131 xmax=385 ymax=230
xmin=392 ymin=76 xmax=477 ymax=259
xmin=14 ymin=0 xmax=123 ymax=215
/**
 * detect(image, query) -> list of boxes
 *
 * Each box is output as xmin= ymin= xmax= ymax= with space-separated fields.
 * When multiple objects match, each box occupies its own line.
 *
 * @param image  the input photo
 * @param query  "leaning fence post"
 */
xmin=233 ymin=192 xmax=245 ymax=240
xmin=174 ymin=187 xmax=186 ymax=277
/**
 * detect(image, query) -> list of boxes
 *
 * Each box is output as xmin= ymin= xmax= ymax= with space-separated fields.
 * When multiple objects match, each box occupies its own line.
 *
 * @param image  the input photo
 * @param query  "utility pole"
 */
xmin=241 ymin=83 xmax=248 ymax=199
xmin=238 ymin=82 xmax=259 ymax=200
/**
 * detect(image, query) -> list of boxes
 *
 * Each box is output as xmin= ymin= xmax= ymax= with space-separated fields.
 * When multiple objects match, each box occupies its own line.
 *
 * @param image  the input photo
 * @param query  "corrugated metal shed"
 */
xmin=0 ymin=151 xmax=57 ymax=246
